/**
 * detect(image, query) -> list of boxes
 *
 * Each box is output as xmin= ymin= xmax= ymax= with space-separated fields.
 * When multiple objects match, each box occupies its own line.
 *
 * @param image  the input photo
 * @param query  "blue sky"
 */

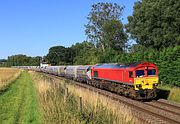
xmin=0 ymin=0 xmax=136 ymax=59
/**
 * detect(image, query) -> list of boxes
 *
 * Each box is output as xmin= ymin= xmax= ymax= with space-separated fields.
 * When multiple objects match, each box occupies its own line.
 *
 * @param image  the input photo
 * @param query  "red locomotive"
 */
xmin=90 ymin=62 xmax=158 ymax=99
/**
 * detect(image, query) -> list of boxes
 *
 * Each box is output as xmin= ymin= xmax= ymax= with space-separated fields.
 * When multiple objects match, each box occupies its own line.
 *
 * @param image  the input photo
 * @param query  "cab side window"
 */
xmin=148 ymin=69 xmax=156 ymax=76
xmin=94 ymin=71 xmax=98 ymax=77
xmin=136 ymin=70 xmax=144 ymax=77
xmin=129 ymin=71 xmax=133 ymax=78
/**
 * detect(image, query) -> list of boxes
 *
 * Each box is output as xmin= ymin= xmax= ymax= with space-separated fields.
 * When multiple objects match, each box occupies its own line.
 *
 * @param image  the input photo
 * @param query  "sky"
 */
xmin=0 ymin=0 xmax=137 ymax=59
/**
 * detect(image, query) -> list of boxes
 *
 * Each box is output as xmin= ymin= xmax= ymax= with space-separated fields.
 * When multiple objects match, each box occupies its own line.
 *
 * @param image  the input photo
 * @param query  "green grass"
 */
xmin=0 ymin=71 xmax=41 ymax=124
xmin=158 ymin=84 xmax=180 ymax=103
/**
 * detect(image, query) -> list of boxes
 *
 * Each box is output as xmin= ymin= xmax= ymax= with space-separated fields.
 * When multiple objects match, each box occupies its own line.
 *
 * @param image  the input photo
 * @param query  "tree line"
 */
xmin=1 ymin=0 xmax=179 ymax=86
xmin=0 ymin=55 xmax=42 ymax=67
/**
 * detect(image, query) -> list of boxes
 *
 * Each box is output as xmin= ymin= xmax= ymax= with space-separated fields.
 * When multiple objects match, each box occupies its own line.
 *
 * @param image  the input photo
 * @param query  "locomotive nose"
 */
xmin=134 ymin=77 xmax=158 ymax=90
xmin=145 ymin=80 xmax=149 ymax=85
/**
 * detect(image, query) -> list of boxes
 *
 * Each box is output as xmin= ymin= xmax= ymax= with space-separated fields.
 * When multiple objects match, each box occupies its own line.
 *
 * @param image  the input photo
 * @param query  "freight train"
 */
xmin=15 ymin=62 xmax=159 ymax=99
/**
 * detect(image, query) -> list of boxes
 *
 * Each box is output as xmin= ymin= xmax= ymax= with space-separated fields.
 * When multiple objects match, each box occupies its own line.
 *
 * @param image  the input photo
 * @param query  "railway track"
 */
xmin=39 ymin=72 xmax=180 ymax=124
xmin=144 ymin=100 xmax=180 ymax=116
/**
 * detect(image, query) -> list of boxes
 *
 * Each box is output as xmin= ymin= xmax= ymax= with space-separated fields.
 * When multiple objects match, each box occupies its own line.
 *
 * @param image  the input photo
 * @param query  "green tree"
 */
xmin=5 ymin=55 xmax=41 ymax=66
xmin=0 ymin=59 xmax=7 ymax=67
xmin=102 ymin=19 xmax=128 ymax=51
xmin=85 ymin=2 xmax=125 ymax=51
xmin=46 ymin=46 xmax=65 ymax=65
xmin=46 ymin=46 xmax=72 ymax=65
xmin=30 ymin=56 xmax=42 ymax=66
xmin=126 ymin=0 xmax=180 ymax=50
xmin=7 ymin=55 xmax=29 ymax=66
xmin=71 ymin=41 xmax=98 ymax=65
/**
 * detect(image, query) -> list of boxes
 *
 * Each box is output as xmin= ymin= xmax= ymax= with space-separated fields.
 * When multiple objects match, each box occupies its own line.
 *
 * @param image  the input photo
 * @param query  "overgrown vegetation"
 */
xmin=0 ymin=71 xmax=41 ymax=124
xmin=31 ymin=72 xmax=134 ymax=124
xmin=158 ymin=85 xmax=180 ymax=103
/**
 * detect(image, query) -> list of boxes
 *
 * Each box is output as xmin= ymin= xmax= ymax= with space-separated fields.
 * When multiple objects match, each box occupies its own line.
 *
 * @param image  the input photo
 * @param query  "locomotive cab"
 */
xmin=134 ymin=63 xmax=158 ymax=90
xmin=132 ymin=62 xmax=158 ymax=99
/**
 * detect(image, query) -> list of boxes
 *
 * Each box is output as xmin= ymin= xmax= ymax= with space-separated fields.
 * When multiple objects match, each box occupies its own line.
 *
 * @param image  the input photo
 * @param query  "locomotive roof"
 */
xmin=93 ymin=62 xmax=155 ymax=69
xmin=126 ymin=62 xmax=142 ymax=67
xmin=93 ymin=63 xmax=127 ymax=68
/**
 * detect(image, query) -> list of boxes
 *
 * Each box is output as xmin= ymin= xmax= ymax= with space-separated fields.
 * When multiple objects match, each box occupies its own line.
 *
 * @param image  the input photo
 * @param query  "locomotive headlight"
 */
xmin=153 ymin=83 xmax=158 ymax=87
xmin=136 ymin=84 xmax=142 ymax=88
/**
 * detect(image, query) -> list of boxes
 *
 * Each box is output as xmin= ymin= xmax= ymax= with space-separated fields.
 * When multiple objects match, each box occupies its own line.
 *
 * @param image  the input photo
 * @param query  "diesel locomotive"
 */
xmin=90 ymin=62 xmax=158 ymax=99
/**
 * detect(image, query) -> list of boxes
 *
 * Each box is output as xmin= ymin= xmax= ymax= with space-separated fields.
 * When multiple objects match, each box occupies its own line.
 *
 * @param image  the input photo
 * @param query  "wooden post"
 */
xmin=49 ymin=77 xmax=51 ymax=83
xmin=79 ymin=97 xmax=82 ymax=113
xmin=66 ymin=88 xmax=68 ymax=96
xmin=64 ymin=88 xmax=68 ymax=102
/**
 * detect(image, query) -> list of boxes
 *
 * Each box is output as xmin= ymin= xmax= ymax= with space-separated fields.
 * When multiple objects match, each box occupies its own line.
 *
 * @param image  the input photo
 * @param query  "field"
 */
xmin=0 ymin=68 xmax=20 ymax=88
xmin=0 ymin=68 xmax=20 ymax=90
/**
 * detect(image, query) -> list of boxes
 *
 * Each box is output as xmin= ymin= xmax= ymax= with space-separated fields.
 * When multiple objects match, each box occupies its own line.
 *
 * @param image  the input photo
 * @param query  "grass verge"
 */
xmin=158 ymin=84 xmax=180 ymax=103
xmin=0 ymin=71 xmax=41 ymax=124
xmin=31 ymin=72 xmax=135 ymax=124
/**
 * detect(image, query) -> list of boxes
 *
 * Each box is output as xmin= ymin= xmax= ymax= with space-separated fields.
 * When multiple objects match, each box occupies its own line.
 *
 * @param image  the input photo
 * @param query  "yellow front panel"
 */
xmin=134 ymin=77 xmax=158 ymax=90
